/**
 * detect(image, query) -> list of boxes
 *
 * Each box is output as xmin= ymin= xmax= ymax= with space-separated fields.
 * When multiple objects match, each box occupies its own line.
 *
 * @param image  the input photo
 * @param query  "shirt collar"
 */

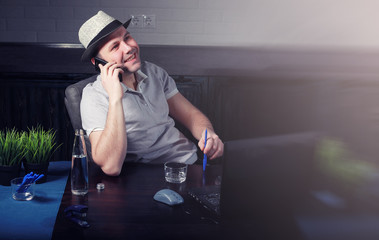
xmin=136 ymin=69 xmax=148 ymax=82
xmin=121 ymin=69 xmax=148 ymax=92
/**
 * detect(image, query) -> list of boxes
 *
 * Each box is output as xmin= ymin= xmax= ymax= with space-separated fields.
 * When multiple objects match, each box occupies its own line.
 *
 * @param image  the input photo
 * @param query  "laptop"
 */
xmin=188 ymin=132 xmax=379 ymax=239
xmin=188 ymin=132 xmax=321 ymax=221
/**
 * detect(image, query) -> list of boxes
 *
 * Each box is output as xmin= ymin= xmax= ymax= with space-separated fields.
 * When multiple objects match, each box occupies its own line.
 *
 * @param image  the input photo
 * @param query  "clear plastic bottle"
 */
xmin=71 ymin=129 xmax=88 ymax=195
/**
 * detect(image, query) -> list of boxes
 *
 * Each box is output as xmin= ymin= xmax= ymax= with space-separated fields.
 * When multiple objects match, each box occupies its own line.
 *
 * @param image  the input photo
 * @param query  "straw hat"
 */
xmin=78 ymin=11 xmax=131 ymax=61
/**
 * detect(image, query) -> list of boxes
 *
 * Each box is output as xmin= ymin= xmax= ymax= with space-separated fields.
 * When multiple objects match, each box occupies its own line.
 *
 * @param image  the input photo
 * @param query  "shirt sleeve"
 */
xmin=80 ymin=84 xmax=108 ymax=136
xmin=160 ymin=66 xmax=179 ymax=100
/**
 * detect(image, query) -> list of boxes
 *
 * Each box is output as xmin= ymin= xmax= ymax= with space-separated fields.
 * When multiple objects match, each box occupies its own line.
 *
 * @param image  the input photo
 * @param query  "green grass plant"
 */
xmin=23 ymin=126 xmax=61 ymax=164
xmin=0 ymin=128 xmax=26 ymax=166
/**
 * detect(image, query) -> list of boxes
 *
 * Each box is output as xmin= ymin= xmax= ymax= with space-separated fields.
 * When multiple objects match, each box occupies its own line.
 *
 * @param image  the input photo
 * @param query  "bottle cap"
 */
xmin=96 ymin=183 xmax=105 ymax=190
xmin=75 ymin=129 xmax=85 ymax=136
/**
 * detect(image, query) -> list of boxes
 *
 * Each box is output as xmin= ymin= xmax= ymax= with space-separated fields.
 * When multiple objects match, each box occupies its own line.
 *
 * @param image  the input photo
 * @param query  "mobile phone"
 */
xmin=94 ymin=57 xmax=107 ymax=72
xmin=94 ymin=57 xmax=123 ymax=82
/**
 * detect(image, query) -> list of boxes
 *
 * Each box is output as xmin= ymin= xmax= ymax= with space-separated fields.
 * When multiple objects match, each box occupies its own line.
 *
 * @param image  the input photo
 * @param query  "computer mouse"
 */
xmin=153 ymin=189 xmax=184 ymax=206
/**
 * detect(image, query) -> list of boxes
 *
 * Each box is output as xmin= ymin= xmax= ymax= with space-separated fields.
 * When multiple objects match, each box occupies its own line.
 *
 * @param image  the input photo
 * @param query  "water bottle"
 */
xmin=71 ymin=129 xmax=88 ymax=195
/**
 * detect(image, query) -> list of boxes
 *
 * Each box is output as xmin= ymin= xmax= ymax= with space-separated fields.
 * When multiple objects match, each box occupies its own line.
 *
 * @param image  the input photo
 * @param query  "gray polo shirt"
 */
xmin=80 ymin=61 xmax=197 ymax=164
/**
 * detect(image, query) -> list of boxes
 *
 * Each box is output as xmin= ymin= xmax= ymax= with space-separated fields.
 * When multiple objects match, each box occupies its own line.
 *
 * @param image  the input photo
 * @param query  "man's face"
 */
xmin=97 ymin=26 xmax=141 ymax=74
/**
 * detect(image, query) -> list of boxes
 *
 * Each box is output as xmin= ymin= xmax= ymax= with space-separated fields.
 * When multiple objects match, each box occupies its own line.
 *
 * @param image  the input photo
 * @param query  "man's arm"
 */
xmin=89 ymin=100 xmax=127 ymax=176
xmin=89 ymin=62 xmax=127 ymax=176
xmin=167 ymin=92 xmax=224 ymax=159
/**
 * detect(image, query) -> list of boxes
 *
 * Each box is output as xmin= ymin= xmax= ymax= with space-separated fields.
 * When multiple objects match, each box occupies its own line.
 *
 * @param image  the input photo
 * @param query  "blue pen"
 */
xmin=16 ymin=173 xmax=44 ymax=193
xmin=203 ymin=129 xmax=207 ymax=171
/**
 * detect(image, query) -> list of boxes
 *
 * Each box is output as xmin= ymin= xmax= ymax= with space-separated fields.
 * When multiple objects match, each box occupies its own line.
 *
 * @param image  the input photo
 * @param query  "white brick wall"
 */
xmin=1 ymin=0 xmax=379 ymax=49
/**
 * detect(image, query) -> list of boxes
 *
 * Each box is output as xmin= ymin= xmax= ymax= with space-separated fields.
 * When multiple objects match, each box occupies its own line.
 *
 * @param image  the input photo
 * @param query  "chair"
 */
xmin=64 ymin=75 xmax=97 ymax=161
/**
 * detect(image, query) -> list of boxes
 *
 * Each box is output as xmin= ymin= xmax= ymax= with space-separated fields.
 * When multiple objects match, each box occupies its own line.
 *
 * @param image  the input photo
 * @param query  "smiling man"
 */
xmin=78 ymin=11 xmax=223 ymax=176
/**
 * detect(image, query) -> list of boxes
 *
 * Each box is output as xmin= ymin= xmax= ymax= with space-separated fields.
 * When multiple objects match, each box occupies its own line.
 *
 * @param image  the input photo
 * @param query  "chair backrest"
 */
xmin=64 ymin=75 xmax=97 ymax=160
xmin=64 ymin=75 xmax=97 ymax=130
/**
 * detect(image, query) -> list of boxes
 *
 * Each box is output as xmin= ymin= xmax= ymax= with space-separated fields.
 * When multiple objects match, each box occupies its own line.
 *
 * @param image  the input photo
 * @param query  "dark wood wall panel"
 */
xmin=174 ymin=76 xmax=208 ymax=113
xmin=3 ymin=43 xmax=379 ymax=162
xmin=208 ymin=77 xmax=319 ymax=141
xmin=0 ymin=73 xmax=92 ymax=162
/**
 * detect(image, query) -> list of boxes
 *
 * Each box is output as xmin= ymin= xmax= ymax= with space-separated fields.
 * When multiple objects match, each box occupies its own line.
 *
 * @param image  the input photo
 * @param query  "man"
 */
xmin=78 ymin=11 xmax=223 ymax=176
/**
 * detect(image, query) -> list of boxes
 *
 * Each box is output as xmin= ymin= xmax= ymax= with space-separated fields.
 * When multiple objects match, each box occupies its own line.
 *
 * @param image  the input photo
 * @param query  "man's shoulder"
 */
xmin=82 ymin=75 xmax=105 ymax=99
xmin=82 ymin=75 xmax=100 ymax=90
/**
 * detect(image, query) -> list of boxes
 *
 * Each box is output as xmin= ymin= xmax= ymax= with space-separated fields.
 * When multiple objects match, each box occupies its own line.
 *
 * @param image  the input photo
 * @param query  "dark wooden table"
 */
xmin=50 ymin=153 xmax=379 ymax=240
xmin=52 ymin=162 xmax=225 ymax=240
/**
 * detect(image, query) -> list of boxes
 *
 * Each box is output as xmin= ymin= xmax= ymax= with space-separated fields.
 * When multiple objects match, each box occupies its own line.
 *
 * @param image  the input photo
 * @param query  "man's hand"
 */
xmin=98 ymin=62 xmax=124 ymax=102
xmin=198 ymin=129 xmax=224 ymax=160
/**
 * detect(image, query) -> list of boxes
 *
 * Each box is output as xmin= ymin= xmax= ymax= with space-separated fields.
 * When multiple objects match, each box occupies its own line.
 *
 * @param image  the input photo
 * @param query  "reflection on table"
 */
xmin=52 ymin=161 xmax=223 ymax=240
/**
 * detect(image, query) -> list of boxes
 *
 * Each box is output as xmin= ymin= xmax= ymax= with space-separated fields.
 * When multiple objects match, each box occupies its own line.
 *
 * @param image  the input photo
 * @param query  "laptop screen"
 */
xmin=219 ymin=132 xmax=321 ymax=238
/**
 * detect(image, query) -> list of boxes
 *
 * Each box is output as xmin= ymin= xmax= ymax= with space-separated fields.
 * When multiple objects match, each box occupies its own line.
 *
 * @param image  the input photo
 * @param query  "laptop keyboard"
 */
xmin=188 ymin=186 xmax=221 ymax=215
xmin=204 ymin=193 xmax=220 ymax=206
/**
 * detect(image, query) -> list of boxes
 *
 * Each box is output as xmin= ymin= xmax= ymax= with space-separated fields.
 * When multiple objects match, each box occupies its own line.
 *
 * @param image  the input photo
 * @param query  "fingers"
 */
xmin=198 ymin=132 xmax=224 ymax=160
xmin=198 ymin=138 xmax=205 ymax=151
xmin=198 ymin=129 xmax=210 ymax=151
xmin=99 ymin=62 xmax=123 ymax=81
xmin=206 ymin=137 xmax=224 ymax=160
xmin=198 ymin=131 xmax=206 ymax=151
xmin=99 ymin=62 xmax=125 ymax=100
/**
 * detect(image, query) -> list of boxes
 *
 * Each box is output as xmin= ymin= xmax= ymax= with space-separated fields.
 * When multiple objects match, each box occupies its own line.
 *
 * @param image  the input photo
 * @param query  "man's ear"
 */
xmin=90 ymin=57 xmax=95 ymax=65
